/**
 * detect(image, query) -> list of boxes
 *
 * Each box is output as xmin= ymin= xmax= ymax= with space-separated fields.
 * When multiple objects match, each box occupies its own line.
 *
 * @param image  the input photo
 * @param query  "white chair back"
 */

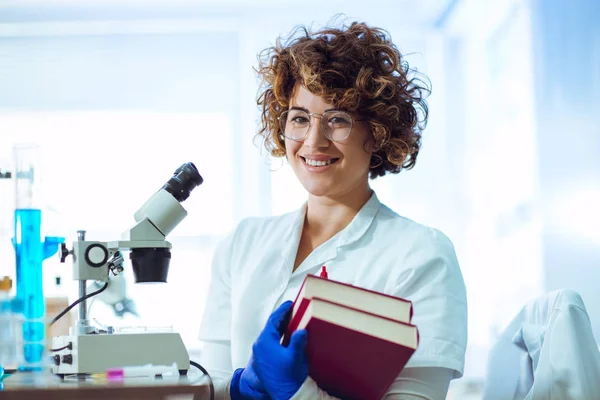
xmin=483 ymin=289 xmax=600 ymax=400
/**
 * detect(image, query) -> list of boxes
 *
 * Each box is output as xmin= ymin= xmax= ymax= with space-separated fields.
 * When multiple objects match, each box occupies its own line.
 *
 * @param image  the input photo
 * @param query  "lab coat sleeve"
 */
xmin=289 ymin=367 xmax=453 ymax=400
xmin=199 ymin=340 xmax=233 ymax=400
xmin=393 ymin=227 xmax=468 ymax=378
xmin=197 ymin=227 xmax=241 ymax=400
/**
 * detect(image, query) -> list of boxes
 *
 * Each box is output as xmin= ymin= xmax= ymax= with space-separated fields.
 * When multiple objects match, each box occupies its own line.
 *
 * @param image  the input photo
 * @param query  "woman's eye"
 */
xmin=292 ymin=117 xmax=310 ymax=124
xmin=329 ymin=117 xmax=351 ymax=125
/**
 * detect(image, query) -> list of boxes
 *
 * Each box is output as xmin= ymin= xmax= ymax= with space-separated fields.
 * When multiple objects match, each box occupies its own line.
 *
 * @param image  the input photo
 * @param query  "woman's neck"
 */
xmin=304 ymin=185 xmax=373 ymax=239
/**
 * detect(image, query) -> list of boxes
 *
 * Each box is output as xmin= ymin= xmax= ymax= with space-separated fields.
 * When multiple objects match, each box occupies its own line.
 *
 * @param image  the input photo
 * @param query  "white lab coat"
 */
xmin=198 ymin=192 xmax=468 ymax=399
xmin=483 ymin=289 xmax=600 ymax=400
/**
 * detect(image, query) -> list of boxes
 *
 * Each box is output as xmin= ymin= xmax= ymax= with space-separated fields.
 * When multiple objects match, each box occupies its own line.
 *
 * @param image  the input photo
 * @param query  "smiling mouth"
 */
xmin=301 ymin=157 xmax=340 ymax=167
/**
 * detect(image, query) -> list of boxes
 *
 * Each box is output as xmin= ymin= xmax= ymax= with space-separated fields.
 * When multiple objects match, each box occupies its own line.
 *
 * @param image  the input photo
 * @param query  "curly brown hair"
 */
xmin=255 ymin=21 xmax=431 ymax=179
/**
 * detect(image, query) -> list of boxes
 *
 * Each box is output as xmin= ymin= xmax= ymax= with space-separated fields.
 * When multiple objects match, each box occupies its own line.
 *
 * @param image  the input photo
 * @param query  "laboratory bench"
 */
xmin=0 ymin=370 xmax=211 ymax=400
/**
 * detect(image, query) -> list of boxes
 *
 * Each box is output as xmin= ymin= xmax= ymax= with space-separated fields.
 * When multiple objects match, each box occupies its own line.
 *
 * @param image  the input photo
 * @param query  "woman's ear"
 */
xmin=362 ymin=136 xmax=376 ymax=154
xmin=361 ymin=122 xmax=377 ymax=154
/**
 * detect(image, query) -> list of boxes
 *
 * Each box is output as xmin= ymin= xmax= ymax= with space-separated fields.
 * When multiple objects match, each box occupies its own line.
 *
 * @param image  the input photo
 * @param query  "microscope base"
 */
xmin=50 ymin=332 xmax=190 ymax=376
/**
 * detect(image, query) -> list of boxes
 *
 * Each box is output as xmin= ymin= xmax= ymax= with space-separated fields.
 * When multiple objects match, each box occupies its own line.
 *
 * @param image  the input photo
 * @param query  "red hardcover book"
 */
xmin=293 ymin=297 xmax=419 ymax=400
xmin=283 ymin=274 xmax=413 ymax=345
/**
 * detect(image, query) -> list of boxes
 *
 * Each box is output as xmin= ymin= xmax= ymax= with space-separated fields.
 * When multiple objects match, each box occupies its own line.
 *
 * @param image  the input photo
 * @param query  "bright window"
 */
xmin=0 ymin=110 xmax=234 ymax=342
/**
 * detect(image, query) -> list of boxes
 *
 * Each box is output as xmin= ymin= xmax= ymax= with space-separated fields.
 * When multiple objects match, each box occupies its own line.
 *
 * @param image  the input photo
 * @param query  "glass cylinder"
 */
xmin=0 ymin=158 xmax=13 ymax=281
xmin=12 ymin=143 xmax=46 ymax=370
xmin=13 ymin=144 xmax=42 ymax=210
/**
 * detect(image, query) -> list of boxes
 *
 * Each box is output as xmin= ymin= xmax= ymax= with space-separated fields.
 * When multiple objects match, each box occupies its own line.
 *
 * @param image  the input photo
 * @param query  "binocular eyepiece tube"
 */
xmin=131 ymin=162 xmax=203 ymax=283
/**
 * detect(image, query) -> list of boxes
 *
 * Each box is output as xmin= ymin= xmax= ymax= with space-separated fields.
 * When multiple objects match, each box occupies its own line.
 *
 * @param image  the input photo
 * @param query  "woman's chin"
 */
xmin=302 ymin=183 xmax=339 ymax=198
xmin=297 ymin=180 xmax=328 ymax=196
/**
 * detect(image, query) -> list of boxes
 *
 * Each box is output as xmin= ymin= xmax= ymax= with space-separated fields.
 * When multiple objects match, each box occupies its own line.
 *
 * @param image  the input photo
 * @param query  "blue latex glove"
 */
xmin=252 ymin=300 xmax=309 ymax=400
xmin=230 ymin=357 xmax=270 ymax=400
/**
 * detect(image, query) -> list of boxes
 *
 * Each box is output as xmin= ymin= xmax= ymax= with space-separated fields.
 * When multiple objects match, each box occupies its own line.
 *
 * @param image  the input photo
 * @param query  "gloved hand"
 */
xmin=230 ymin=357 xmax=270 ymax=400
xmin=252 ymin=300 xmax=309 ymax=400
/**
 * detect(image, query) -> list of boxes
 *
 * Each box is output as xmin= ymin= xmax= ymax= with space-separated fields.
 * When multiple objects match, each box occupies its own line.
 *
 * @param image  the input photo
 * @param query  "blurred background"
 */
xmin=0 ymin=0 xmax=598 ymax=397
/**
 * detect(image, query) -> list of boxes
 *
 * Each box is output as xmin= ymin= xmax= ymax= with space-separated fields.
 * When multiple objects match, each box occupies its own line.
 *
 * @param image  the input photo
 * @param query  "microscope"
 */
xmin=50 ymin=162 xmax=203 ymax=377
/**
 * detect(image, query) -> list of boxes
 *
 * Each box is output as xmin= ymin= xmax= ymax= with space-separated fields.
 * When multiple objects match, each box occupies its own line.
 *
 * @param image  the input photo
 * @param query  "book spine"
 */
xmin=282 ymin=297 xmax=311 ymax=346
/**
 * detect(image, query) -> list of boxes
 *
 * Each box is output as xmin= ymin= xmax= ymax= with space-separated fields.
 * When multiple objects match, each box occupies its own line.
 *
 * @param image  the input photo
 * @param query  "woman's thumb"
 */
xmin=289 ymin=329 xmax=308 ymax=353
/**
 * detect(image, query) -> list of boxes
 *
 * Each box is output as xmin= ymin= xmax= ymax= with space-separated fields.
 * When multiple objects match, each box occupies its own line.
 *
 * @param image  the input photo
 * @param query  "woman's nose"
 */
xmin=303 ymin=117 xmax=330 ymax=149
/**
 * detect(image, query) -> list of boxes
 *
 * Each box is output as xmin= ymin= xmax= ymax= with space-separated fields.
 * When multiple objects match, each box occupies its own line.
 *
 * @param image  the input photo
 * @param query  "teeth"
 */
xmin=305 ymin=158 xmax=333 ymax=167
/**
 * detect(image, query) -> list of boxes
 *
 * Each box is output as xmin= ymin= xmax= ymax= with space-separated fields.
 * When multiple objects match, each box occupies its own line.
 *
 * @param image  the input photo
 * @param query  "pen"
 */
xmin=320 ymin=265 xmax=328 ymax=279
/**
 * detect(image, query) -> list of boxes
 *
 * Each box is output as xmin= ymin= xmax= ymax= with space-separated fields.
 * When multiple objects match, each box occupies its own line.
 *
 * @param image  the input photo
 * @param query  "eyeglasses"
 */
xmin=279 ymin=109 xmax=362 ymax=143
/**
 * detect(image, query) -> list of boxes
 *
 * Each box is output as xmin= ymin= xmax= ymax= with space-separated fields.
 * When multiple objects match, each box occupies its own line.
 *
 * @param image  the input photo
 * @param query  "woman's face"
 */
xmin=284 ymin=85 xmax=373 ymax=199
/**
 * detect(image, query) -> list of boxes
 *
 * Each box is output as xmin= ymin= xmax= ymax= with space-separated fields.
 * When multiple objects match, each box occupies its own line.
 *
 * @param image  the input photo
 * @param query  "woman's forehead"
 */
xmin=290 ymin=85 xmax=334 ymax=110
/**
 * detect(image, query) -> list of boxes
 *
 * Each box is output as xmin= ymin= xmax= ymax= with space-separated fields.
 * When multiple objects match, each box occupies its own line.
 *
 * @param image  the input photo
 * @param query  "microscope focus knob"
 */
xmin=59 ymin=243 xmax=72 ymax=263
xmin=85 ymin=244 xmax=109 ymax=268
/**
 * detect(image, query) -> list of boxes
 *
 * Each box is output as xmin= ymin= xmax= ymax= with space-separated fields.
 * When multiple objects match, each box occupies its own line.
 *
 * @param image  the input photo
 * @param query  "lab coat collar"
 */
xmin=280 ymin=203 xmax=307 ymax=269
xmin=280 ymin=191 xmax=381 ymax=272
xmin=336 ymin=191 xmax=381 ymax=248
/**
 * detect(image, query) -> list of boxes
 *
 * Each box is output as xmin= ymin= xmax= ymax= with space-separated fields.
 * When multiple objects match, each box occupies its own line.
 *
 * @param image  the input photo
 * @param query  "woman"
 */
xmin=198 ymin=21 xmax=467 ymax=400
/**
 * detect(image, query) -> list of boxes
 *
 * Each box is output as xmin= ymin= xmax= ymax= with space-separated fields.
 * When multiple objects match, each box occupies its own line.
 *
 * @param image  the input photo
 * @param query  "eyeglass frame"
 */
xmin=278 ymin=108 xmax=366 ymax=143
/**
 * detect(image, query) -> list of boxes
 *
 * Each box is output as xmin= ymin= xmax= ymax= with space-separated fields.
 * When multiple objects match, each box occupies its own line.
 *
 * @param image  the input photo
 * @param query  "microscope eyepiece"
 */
xmin=161 ymin=162 xmax=203 ymax=202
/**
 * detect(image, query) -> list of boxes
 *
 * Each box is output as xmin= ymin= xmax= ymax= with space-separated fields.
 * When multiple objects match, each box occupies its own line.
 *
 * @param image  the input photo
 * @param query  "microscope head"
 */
xmin=117 ymin=162 xmax=203 ymax=283
xmin=61 ymin=162 xmax=202 ymax=287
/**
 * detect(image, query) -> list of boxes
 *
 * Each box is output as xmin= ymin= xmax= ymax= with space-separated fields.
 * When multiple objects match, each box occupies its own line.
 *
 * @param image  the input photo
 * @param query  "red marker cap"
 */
xmin=320 ymin=266 xmax=328 ymax=279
